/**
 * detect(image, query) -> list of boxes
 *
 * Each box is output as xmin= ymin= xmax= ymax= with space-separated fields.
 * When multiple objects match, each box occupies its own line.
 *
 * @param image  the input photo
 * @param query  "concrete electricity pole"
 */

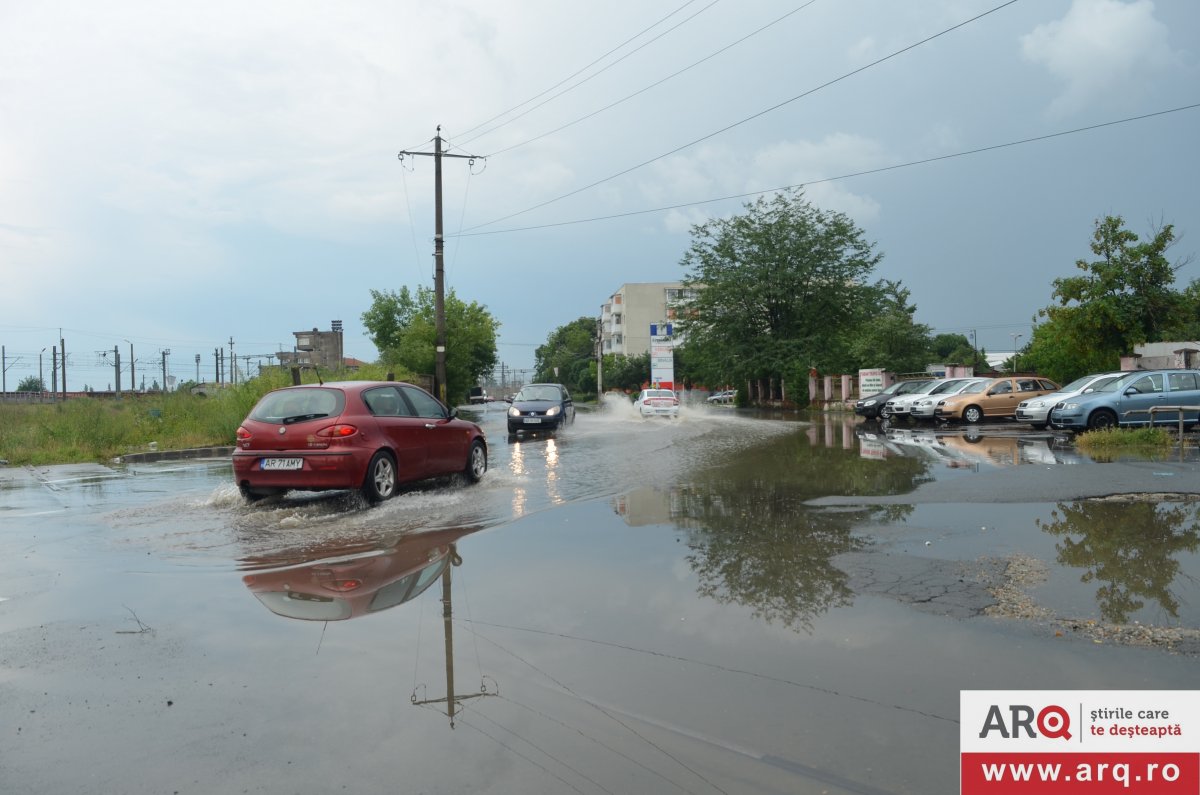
xmin=398 ymin=128 xmax=483 ymax=405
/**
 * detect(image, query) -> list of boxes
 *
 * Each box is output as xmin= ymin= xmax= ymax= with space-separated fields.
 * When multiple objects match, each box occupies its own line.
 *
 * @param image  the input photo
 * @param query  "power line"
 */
xmin=451 ymin=102 xmax=1200 ymax=238
xmin=455 ymin=0 xmax=707 ymax=140
xmin=458 ymin=0 xmax=723 ymax=148
xmin=484 ymin=0 xmax=819 ymax=159
xmin=462 ymin=0 xmax=1021 ymax=233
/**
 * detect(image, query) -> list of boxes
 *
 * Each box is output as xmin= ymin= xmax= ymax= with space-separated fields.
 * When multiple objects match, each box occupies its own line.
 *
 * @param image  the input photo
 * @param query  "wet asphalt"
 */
xmin=1 ymin=404 xmax=1197 ymax=794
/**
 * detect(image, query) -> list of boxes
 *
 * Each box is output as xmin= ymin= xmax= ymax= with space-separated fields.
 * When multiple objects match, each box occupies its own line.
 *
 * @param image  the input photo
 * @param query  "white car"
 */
xmin=634 ymin=388 xmax=679 ymax=418
xmin=909 ymin=378 xmax=991 ymax=421
xmin=1016 ymin=372 xmax=1123 ymax=429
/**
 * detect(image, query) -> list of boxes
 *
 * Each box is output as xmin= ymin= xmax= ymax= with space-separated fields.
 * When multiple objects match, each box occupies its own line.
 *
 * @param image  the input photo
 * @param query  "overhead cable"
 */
xmin=450 ymin=102 xmax=1200 ymax=237
xmin=462 ymin=0 xmax=1021 ymax=233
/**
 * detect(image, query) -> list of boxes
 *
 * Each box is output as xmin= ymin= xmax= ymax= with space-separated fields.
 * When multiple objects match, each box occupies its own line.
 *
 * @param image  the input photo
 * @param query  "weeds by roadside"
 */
xmin=0 ymin=364 xmax=408 ymax=465
xmin=1076 ymin=426 xmax=1177 ymax=452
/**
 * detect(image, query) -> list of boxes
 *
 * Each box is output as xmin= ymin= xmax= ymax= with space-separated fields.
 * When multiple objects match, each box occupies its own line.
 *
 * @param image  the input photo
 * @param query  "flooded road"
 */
xmin=2 ymin=403 xmax=1198 ymax=794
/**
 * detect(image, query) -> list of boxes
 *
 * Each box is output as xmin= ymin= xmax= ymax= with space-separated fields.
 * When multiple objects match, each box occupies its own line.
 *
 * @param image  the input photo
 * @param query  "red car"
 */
xmin=232 ymin=381 xmax=487 ymax=502
xmin=241 ymin=525 xmax=482 ymax=621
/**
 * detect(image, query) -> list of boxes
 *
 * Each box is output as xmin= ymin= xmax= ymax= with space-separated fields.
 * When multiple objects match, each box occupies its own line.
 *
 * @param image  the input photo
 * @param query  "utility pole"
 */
xmin=596 ymin=319 xmax=603 ymax=395
xmin=60 ymin=334 xmax=67 ymax=400
xmin=161 ymin=349 xmax=170 ymax=392
xmin=398 ymin=128 xmax=483 ymax=405
xmin=113 ymin=345 xmax=122 ymax=396
xmin=229 ymin=337 xmax=235 ymax=387
xmin=51 ymin=347 xmax=58 ymax=395
xmin=125 ymin=340 xmax=135 ymax=393
xmin=214 ymin=348 xmax=221 ymax=386
xmin=195 ymin=354 xmax=201 ymax=383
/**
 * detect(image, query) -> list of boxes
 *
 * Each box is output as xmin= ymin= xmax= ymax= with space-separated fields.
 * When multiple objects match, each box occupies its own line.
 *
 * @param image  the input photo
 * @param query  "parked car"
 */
xmin=706 ymin=389 xmax=736 ymax=405
xmin=1049 ymin=369 xmax=1200 ymax=430
xmin=934 ymin=376 xmax=1060 ymax=424
xmin=854 ymin=379 xmax=932 ymax=419
xmin=882 ymin=378 xmax=974 ymax=421
xmin=1015 ymin=372 xmax=1123 ymax=429
xmin=507 ymin=383 xmax=575 ymax=433
xmin=909 ymin=378 xmax=990 ymax=421
xmin=232 ymin=381 xmax=487 ymax=503
xmin=634 ymin=388 xmax=679 ymax=417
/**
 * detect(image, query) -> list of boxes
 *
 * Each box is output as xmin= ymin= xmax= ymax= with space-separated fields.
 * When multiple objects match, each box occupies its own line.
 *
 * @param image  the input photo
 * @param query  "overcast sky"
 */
xmin=2 ymin=0 xmax=1197 ymax=391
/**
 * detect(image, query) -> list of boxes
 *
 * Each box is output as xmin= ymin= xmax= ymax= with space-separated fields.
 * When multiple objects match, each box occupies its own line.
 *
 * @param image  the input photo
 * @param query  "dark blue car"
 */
xmin=507 ymin=383 xmax=575 ymax=434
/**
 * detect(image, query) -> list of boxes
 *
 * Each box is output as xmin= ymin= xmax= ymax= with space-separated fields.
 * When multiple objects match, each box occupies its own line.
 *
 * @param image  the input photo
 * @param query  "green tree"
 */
xmin=677 ymin=189 xmax=883 ymax=399
xmin=17 ymin=376 xmax=45 ymax=392
xmin=534 ymin=317 xmax=597 ymax=394
xmin=599 ymin=353 xmax=650 ymax=393
xmin=361 ymin=286 xmax=500 ymax=405
xmin=846 ymin=280 xmax=932 ymax=374
xmin=1038 ymin=216 xmax=1189 ymax=376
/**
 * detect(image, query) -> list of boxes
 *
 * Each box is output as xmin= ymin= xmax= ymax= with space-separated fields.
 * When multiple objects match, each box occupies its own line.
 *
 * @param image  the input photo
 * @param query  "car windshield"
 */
xmin=960 ymin=381 xmax=988 ymax=395
xmin=928 ymin=379 xmax=965 ymax=395
xmin=515 ymin=386 xmax=562 ymax=401
xmin=251 ymin=388 xmax=344 ymax=424
xmin=1095 ymin=374 xmax=1135 ymax=393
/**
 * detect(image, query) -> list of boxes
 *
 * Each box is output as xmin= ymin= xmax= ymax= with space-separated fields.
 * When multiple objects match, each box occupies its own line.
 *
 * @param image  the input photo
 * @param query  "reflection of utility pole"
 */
xmin=398 ymin=129 xmax=484 ymax=405
xmin=410 ymin=543 xmax=496 ymax=727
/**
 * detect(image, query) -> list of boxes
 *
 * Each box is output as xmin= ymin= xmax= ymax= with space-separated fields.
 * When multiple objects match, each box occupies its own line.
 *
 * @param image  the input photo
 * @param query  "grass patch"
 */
xmin=0 ymin=364 xmax=412 ymax=466
xmin=1076 ymin=426 xmax=1175 ymax=452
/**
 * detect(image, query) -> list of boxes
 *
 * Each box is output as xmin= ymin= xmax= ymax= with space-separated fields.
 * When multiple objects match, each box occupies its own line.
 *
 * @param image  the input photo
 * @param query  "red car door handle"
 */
xmin=424 ymin=423 xmax=437 ymax=429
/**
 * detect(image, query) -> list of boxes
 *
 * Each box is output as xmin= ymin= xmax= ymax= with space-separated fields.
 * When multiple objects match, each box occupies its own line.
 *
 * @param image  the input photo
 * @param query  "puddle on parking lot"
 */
xmin=2 ymin=408 xmax=1198 ymax=794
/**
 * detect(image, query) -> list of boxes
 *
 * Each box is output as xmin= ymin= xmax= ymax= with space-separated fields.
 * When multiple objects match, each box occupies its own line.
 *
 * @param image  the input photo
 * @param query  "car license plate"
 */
xmin=261 ymin=458 xmax=303 ymax=470
xmin=524 ymin=417 xmax=542 ymax=424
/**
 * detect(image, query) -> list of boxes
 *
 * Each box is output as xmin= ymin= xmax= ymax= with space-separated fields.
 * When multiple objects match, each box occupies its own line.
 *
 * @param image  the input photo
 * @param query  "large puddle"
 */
xmin=2 ymin=406 xmax=1197 ymax=794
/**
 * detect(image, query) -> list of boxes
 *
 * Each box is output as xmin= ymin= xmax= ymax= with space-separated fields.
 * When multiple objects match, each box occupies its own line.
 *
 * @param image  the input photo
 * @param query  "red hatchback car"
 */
xmin=232 ymin=381 xmax=487 ymax=502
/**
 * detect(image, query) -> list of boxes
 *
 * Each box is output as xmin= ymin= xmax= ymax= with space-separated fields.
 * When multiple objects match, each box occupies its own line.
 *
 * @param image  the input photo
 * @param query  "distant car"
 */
xmin=934 ymin=376 xmax=1060 ymax=424
xmin=909 ymin=378 xmax=990 ymax=421
xmin=1049 ymin=369 xmax=1200 ymax=430
xmin=1015 ymin=372 xmax=1123 ymax=429
xmin=882 ymin=378 xmax=973 ymax=421
xmin=634 ymin=388 xmax=679 ymax=417
xmin=507 ymin=383 xmax=575 ymax=433
xmin=854 ymin=379 xmax=932 ymax=419
xmin=232 ymin=381 xmax=487 ymax=503
xmin=706 ymin=389 xmax=736 ymax=405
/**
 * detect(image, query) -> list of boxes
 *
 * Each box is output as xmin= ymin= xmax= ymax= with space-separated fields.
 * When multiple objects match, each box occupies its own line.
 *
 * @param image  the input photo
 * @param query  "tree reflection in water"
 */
xmin=667 ymin=422 xmax=927 ymax=633
xmin=1037 ymin=501 xmax=1200 ymax=624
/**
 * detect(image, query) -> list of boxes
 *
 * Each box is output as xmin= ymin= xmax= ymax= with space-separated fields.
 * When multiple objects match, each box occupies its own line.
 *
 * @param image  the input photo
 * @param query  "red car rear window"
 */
xmin=250 ymin=388 xmax=345 ymax=424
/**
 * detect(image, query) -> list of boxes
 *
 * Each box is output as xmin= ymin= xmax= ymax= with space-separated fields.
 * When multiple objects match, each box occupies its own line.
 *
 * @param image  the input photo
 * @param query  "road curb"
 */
xmin=115 ymin=446 xmax=234 ymax=464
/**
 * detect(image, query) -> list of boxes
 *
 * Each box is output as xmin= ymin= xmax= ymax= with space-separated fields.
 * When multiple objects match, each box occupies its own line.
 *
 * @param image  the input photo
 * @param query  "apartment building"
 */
xmin=600 ymin=282 xmax=696 ymax=356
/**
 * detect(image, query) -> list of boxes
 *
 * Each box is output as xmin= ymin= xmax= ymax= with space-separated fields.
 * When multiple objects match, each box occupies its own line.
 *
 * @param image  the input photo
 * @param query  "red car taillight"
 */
xmin=321 ymin=579 xmax=363 ymax=593
xmin=316 ymin=424 xmax=358 ymax=438
xmin=236 ymin=426 xmax=251 ymax=441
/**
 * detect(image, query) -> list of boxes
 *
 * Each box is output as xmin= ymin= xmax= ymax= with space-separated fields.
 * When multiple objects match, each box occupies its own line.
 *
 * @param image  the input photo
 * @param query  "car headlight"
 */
xmin=863 ymin=399 xmax=876 ymax=406
xmin=1060 ymin=402 xmax=1080 ymax=410
xmin=508 ymin=406 xmax=520 ymax=417
xmin=546 ymin=406 xmax=560 ymax=416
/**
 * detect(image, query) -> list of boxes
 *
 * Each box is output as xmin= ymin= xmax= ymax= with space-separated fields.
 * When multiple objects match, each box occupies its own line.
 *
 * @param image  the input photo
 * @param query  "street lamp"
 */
xmin=968 ymin=330 xmax=977 ymax=372
xmin=1010 ymin=333 xmax=1023 ymax=373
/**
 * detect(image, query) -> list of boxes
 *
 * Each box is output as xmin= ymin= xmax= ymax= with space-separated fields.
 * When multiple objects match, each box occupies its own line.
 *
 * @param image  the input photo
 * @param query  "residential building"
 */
xmin=600 ymin=283 xmax=697 ymax=356
xmin=275 ymin=320 xmax=346 ymax=371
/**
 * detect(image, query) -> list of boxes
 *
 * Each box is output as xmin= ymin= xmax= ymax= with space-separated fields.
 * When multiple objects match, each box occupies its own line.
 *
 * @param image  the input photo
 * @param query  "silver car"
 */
xmin=883 ymin=378 xmax=972 ymax=420
xmin=909 ymin=378 xmax=990 ymax=421
xmin=1015 ymin=372 xmax=1122 ymax=429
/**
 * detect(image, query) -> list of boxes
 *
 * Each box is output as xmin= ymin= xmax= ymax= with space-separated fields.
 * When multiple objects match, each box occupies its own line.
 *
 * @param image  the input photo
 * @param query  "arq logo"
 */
xmin=979 ymin=704 xmax=1072 ymax=740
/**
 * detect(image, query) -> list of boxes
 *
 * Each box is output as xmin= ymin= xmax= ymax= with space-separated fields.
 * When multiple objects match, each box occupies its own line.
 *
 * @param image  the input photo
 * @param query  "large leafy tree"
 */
xmin=845 ymin=280 xmax=932 ymax=374
xmin=534 ymin=317 xmax=597 ymax=393
xmin=1047 ymin=217 xmax=1187 ymax=356
xmin=16 ymin=376 xmax=45 ymax=392
xmin=677 ymin=189 xmax=885 ymax=394
xmin=361 ymin=286 xmax=499 ymax=405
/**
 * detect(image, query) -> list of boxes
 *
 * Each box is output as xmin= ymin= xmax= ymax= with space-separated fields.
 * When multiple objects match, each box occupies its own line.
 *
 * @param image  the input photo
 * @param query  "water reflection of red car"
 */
xmin=242 ymin=526 xmax=481 ymax=621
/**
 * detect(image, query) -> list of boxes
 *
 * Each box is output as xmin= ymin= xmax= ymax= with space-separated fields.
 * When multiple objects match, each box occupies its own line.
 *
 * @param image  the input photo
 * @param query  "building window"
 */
xmin=613 ymin=313 xmax=622 ymax=326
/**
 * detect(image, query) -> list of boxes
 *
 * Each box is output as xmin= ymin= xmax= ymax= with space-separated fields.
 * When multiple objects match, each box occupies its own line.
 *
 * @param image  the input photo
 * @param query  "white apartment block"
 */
xmin=600 ymin=282 xmax=697 ymax=356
